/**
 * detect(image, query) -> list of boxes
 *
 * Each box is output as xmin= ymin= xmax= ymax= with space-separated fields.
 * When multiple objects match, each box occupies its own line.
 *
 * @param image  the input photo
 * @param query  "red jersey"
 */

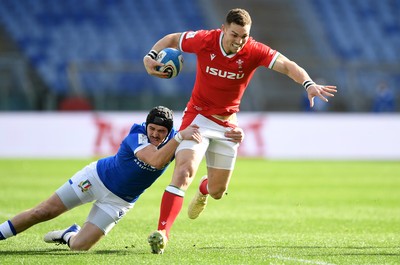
xmin=179 ymin=29 xmax=279 ymax=116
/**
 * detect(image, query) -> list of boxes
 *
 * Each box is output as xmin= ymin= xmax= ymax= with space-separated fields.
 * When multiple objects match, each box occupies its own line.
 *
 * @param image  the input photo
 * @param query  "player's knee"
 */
xmin=208 ymin=187 xmax=226 ymax=200
xmin=174 ymin=164 xmax=196 ymax=183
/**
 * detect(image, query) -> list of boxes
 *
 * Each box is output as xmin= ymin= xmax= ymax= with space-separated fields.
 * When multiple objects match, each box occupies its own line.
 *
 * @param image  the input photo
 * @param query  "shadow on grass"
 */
xmin=0 ymin=248 xmax=145 ymax=256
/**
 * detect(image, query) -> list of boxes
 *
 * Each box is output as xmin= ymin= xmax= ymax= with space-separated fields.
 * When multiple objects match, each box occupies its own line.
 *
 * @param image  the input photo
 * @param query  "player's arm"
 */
xmin=272 ymin=54 xmax=337 ymax=107
xmin=143 ymin=33 xmax=182 ymax=78
xmin=136 ymin=124 xmax=201 ymax=169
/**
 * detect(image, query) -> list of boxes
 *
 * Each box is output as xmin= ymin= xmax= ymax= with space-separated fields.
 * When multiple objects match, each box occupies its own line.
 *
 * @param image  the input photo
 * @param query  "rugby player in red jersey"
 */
xmin=143 ymin=8 xmax=337 ymax=254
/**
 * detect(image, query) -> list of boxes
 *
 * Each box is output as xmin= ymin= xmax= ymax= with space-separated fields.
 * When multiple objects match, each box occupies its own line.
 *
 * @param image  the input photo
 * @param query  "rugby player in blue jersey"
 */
xmin=0 ymin=106 xmax=242 ymax=251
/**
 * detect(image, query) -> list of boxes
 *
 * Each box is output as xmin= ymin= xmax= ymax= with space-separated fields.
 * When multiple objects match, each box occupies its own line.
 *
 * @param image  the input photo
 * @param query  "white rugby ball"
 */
xmin=156 ymin=48 xmax=184 ymax=79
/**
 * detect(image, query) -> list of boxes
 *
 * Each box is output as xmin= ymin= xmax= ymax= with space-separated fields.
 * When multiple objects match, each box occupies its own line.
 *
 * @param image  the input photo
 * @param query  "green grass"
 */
xmin=0 ymin=159 xmax=399 ymax=264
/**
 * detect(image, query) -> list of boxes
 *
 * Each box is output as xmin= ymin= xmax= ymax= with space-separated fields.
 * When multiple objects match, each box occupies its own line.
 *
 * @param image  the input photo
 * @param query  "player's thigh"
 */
xmin=172 ymin=138 xmax=209 ymax=187
xmin=56 ymin=162 xmax=100 ymax=209
xmin=37 ymin=193 xmax=68 ymax=217
xmin=206 ymin=139 xmax=238 ymax=171
xmin=205 ymin=141 xmax=238 ymax=197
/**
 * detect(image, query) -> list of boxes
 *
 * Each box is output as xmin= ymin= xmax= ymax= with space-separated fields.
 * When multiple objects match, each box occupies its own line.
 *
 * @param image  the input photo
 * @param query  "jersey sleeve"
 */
xmin=252 ymin=40 xmax=280 ymax=69
xmin=122 ymin=124 xmax=150 ymax=154
xmin=179 ymin=30 xmax=208 ymax=54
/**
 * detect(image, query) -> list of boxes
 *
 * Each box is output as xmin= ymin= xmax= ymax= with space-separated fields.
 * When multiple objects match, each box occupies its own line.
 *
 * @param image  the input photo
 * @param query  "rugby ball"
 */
xmin=156 ymin=48 xmax=184 ymax=79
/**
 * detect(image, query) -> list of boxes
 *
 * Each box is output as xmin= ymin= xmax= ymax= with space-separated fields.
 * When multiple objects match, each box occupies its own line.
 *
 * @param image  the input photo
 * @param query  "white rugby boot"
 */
xmin=43 ymin=224 xmax=80 ymax=245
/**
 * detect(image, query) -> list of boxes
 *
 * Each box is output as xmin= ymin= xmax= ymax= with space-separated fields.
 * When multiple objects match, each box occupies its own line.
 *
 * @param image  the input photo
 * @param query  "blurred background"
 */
xmin=0 ymin=0 xmax=399 ymax=113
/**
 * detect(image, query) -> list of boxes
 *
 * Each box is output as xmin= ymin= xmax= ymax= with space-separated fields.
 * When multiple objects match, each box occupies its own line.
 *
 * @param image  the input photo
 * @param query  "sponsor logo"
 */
xmin=205 ymin=66 xmax=245 ymax=79
xmin=186 ymin=31 xmax=197 ymax=39
xmin=210 ymin=53 xmax=216 ymax=61
xmin=78 ymin=180 xmax=92 ymax=192
xmin=133 ymin=158 xmax=161 ymax=172
xmin=138 ymin=134 xmax=148 ymax=144
xmin=118 ymin=210 xmax=125 ymax=218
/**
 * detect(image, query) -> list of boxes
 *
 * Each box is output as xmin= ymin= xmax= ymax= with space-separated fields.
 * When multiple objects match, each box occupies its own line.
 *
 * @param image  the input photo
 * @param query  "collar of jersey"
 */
xmin=220 ymin=32 xmax=237 ymax=58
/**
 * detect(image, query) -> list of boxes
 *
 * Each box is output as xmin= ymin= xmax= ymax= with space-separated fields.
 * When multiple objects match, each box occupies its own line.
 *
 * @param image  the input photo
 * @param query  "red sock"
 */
xmin=199 ymin=177 xmax=209 ymax=195
xmin=157 ymin=189 xmax=184 ymax=239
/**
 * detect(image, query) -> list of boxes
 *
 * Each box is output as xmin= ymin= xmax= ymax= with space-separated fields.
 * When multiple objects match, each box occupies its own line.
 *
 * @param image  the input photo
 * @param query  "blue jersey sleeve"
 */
xmin=96 ymin=123 xmax=178 ymax=203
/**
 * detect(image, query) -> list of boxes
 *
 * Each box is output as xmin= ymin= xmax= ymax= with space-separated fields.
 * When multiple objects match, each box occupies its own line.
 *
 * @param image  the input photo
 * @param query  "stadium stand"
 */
xmin=0 ymin=0 xmax=204 ymax=110
xmin=311 ymin=0 xmax=400 ymax=62
xmin=0 ymin=0 xmax=398 ymax=111
xmin=308 ymin=0 xmax=400 ymax=110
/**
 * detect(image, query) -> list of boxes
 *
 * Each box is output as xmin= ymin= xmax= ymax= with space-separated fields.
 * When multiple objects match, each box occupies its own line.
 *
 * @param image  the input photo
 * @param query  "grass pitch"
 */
xmin=0 ymin=159 xmax=399 ymax=265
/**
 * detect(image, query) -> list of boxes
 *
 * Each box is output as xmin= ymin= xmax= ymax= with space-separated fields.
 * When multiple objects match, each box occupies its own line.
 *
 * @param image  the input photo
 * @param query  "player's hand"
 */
xmin=225 ymin=127 xmax=245 ymax=143
xmin=307 ymin=84 xmax=337 ymax=108
xmin=180 ymin=124 xmax=202 ymax=143
xmin=143 ymin=55 xmax=169 ymax=78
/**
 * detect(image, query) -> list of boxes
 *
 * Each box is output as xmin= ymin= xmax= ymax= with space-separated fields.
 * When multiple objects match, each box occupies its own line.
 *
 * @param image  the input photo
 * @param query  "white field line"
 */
xmin=269 ymin=255 xmax=336 ymax=265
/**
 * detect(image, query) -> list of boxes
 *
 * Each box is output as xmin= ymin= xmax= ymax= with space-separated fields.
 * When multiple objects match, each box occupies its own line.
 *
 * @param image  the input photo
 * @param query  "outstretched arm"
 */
xmin=143 ymin=33 xmax=182 ymax=78
xmin=136 ymin=124 xmax=201 ymax=169
xmin=272 ymin=54 xmax=337 ymax=108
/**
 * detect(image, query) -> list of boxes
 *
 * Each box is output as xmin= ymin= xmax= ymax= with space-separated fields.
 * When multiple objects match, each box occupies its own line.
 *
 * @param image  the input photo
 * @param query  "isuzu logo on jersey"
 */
xmin=205 ymin=66 xmax=244 ymax=79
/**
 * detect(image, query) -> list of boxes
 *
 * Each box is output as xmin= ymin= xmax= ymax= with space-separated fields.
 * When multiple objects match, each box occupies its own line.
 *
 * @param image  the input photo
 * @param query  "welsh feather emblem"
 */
xmin=236 ymin=59 xmax=244 ymax=72
xmin=78 ymin=180 xmax=92 ymax=192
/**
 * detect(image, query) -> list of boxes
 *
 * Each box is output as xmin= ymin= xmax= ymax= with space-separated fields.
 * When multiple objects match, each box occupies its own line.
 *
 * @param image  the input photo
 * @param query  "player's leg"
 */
xmin=42 ymin=174 xmax=93 ymax=246
xmin=149 ymin=139 xmax=208 ymax=254
xmin=68 ymin=204 xmax=114 ymax=251
xmin=43 ymin=204 xmax=116 ymax=250
xmin=188 ymin=138 xmax=238 ymax=219
xmin=156 ymin=147 xmax=205 ymax=234
xmin=187 ymin=167 xmax=233 ymax=219
xmin=206 ymin=166 xmax=234 ymax=199
xmin=0 ymin=193 xmax=67 ymax=240
xmin=2 ymin=162 xmax=101 ymax=241
xmin=45 ymin=165 xmax=133 ymax=251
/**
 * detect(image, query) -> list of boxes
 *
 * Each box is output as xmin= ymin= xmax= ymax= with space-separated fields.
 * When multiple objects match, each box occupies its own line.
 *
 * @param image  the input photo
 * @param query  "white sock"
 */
xmin=0 ymin=220 xmax=17 ymax=240
xmin=63 ymin=231 xmax=78 ymax=246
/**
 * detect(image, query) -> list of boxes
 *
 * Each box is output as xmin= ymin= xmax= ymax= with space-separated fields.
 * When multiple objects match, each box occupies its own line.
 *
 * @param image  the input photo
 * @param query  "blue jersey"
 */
xmin=96 ymin=122 xmax=176 ymax=203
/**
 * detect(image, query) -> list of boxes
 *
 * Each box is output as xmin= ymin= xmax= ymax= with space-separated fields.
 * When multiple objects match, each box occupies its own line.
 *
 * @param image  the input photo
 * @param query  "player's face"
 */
xmin=147 ymin=123 xmax=169 ymax=146
xmin=221 ymin=23 xmax=250 ymax=54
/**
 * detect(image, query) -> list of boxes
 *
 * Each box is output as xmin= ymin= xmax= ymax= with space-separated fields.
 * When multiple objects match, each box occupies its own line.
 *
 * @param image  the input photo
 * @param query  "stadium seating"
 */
xmin=0 ymin=0 xmax=398 ymax=111
xmin=0 ymin=0 xmax=204 ymax=104
xmin=309 ymin=0 xmax=400 ymax=106
xmin=311 ymin=0 xmax=400 ymax=63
